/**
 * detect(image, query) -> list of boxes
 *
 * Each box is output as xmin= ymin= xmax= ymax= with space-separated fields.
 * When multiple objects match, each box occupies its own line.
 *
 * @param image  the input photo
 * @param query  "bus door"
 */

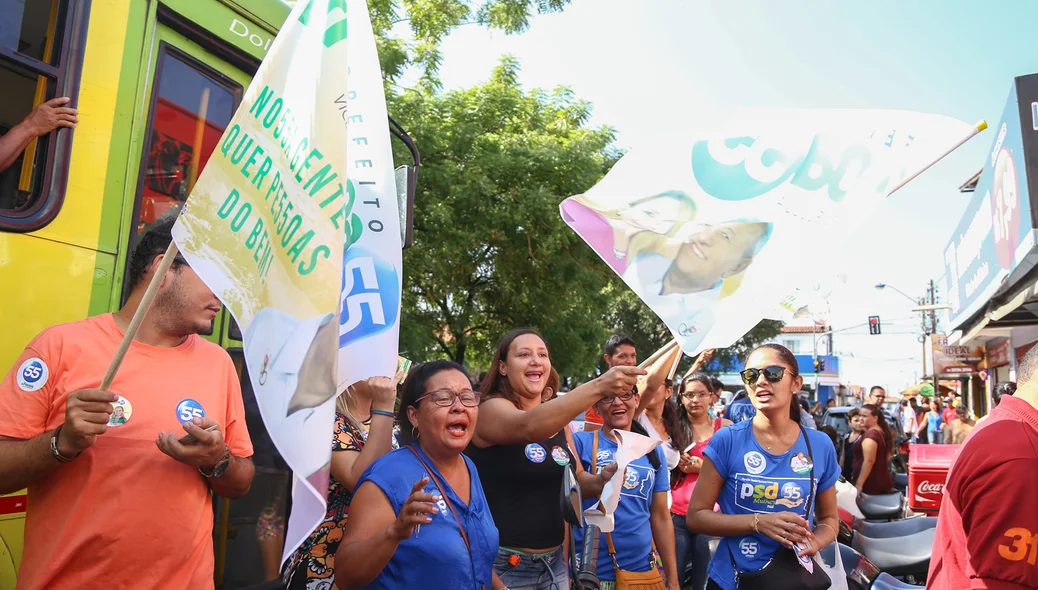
xmin=123 ymin=12 xmax=291 ymax=589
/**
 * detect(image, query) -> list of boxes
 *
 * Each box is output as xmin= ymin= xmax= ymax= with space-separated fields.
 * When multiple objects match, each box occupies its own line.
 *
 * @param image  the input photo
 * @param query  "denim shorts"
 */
xmin=494 ymin=546 xmax=569 ymax=590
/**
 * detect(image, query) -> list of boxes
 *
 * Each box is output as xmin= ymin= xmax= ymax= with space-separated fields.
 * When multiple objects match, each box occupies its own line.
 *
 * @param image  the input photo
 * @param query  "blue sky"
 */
xmin=402 ymin=0 xmax=1038 ymax=390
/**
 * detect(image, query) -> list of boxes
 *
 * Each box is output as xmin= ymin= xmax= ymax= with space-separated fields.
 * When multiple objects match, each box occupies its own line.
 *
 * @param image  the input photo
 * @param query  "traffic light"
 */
xmin=813 ymin=358 xmax=825 ymax=372
xmin=868 ymin=315 xmax=881 ymax=335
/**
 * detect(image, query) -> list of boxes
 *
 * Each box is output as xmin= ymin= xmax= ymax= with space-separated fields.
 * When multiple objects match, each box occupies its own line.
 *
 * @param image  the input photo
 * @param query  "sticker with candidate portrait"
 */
xmin=525 ymin=443 xmax=547 ymax=463
xmin=108 ymin=395 xmax=132 ymax=427
xmin=790 ymin=452 xmax=813 ymax=475
xmin=551 ymin=445 xmax=570 ymax=466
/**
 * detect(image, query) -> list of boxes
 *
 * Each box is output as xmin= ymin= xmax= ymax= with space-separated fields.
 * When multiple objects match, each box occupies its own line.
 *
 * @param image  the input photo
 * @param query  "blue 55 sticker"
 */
xmin=17 ymin=358 xmax=49 ymax=392
xmin=176 ymin=399 xmax=206 ymax=424
xmin=339 ymin=246 xmax=400 ymax=348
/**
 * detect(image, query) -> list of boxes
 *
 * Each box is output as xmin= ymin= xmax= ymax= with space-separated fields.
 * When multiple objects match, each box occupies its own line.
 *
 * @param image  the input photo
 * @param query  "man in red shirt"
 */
xmin=928 ymin=345 xmax=1038 ymax=589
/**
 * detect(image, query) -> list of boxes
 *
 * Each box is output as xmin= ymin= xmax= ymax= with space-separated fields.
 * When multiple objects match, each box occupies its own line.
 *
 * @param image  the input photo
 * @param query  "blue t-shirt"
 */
xmin=927 ymin=412 xmax=943 ymax=433
xmin=356 ymin=445 xmax=499 ymax=590
xmin=572 ymin=430 xmax=670 ymax=581
xmin=701 ymin=420 xmax=839 ymax=590
xmin=724 ymin=396 xmax=756 ymax=424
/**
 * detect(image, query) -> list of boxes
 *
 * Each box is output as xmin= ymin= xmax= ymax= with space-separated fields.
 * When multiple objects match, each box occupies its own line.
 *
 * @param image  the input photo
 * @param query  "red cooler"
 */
xmin=907 ymin=443 xmax=963 ymax=515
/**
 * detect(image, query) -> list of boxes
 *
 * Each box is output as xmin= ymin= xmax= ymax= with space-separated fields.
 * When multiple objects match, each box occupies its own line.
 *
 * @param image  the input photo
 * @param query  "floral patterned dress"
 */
xmin=282 ymin=412 xmax=399 ymax=589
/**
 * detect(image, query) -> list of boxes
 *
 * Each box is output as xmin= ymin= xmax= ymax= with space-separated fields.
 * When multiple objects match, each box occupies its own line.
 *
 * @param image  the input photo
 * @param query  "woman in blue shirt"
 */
xmin=926 ymin=399 xmax=944 ymax=444
xmin=335 ymin=361 xmax=501 ymax=590
xmin=573 ymin=388 xmax=680 ymax=590
xmin=686 ymin=344 xmax=841 ymax=590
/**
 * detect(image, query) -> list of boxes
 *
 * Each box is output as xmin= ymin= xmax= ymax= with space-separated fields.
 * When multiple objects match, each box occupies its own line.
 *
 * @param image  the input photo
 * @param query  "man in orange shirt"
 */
xmin=0 ymin=215 xmax=254 ymax=590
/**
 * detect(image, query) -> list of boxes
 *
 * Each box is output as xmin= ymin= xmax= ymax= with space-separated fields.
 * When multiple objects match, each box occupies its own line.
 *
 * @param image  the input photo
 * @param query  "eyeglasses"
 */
xmin=739 ymin=365 xmax=790 ymax=385
xmin=680 ymin=391 xmax=713 ymax=400
xmin=599 ymin=391 xmax=637 ymax=405
xmin=415 ymin=388 xmax=481 ymax=408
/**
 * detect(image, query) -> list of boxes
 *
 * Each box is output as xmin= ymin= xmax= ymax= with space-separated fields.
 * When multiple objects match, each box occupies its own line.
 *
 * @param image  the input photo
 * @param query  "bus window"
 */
xmin=129 ymin=45 xmax=241 ymax=241
xmin=0 ymin=0 xmax=79 ymax=223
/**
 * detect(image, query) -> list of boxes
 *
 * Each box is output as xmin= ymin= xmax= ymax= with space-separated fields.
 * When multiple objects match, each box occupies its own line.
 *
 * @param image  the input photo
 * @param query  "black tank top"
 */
xmin=466 ymin=429 xmax=573 ymax=549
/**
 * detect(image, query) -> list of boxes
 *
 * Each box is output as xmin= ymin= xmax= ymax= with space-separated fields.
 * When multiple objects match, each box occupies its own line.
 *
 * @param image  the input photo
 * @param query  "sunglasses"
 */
xmin=415 ymin=388 xmax=481 ymax=408
xmin=739 ymin=365 xmax=790 ymax=385
xmin=679 ymin=391 xmax=713 ymax=400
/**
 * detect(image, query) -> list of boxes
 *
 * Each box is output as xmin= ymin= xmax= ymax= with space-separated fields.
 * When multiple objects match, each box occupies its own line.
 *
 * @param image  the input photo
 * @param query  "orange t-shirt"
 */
xmin=0 ymin=314 xmax=253 ymax=590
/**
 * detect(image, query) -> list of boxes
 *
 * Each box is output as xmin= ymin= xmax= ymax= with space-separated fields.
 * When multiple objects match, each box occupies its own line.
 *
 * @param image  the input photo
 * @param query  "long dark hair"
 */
xmin=396 ymin=360 xmax=471 ymax=445
xmin=861 ymin=403 xmax=894 ymax=457
xmin=479 ymin=328 xmax=560 ymax=408
xmin=746 ymin=343 xmax=802 ymax=422
xmin=676 ymin=373 xmax=713 ymax=451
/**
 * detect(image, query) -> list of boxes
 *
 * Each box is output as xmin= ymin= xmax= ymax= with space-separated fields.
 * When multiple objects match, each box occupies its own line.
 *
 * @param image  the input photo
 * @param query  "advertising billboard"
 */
xmin=944 ymin=74 xmax=1038 ymax=330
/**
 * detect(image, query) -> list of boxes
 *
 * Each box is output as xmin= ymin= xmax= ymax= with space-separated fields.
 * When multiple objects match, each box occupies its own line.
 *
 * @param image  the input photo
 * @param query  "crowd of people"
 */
xmin=2 ymin=219 xmax=1034 ymax=590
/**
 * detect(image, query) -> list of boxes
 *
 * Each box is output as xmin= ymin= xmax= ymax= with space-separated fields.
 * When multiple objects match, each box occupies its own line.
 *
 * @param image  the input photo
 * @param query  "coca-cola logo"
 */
xmin=917 ymin=480 xmax=944 ymax=495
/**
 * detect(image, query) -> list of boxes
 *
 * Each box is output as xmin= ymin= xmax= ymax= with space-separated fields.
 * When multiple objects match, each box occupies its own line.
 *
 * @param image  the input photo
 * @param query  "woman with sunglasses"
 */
xmin=468 ymin=328 xmax=645 ymax=590
xmin=686 ymin=344 xmax=840 ymax=590
xmin=573 ymin=388 xmax=680 ymax=590
xmin=335 ymin=361 xmax=500 ymax=590
xmin=671 ymin=373 xmax=732 ymax=589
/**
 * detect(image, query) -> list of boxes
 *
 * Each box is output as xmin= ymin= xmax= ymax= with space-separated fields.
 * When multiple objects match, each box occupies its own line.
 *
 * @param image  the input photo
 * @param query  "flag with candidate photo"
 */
xmin=562 ymin=109 xmax=974 ymax=355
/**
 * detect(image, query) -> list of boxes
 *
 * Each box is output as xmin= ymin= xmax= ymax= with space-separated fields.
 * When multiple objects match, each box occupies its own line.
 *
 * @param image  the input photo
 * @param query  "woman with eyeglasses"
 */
xmin=468 ymin=328 xmax=646 ymax=590
xmin=671 ymin=373 xmax=732 ymax=589
xmin=335 ymin=361 xmax=500 ymax=590
xmin=686 ymin=344 xmax=840 ymax=590
xmin=572 ymin=387 xmax=680 ymax=590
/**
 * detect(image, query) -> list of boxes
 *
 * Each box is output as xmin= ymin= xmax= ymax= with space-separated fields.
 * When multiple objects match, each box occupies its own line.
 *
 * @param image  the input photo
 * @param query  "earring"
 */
xmin=411 ymin=425 xmax=419 ymax=440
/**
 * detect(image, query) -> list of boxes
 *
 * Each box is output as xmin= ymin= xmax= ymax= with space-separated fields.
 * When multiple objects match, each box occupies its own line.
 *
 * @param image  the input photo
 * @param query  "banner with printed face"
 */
xmin=561 ymin=110 xmax=972 ymax=355
xmin=172 ymin=0 xmax=354 ymax=563
xmin=337 ymin=0 xmax=403 ymax=392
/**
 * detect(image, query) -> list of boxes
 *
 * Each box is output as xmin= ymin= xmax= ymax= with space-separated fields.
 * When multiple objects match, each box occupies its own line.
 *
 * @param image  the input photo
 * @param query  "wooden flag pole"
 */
xmin=638 ymin=339 xmax=678 ymax=370
xmin=99 ymin=90 xmax=210 ymax=391
xmin=667 ymin=349 xmax=684 ymax=382
xmin=886 ymin=120 xmax=988 ymax=197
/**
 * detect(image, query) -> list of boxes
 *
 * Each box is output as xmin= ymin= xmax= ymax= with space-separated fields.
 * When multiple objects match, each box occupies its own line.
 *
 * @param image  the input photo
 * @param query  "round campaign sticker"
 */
xmin=790 ymin=452 xmax=813 ymax=475
xmin=16 ymin=358 xmax=49 ymax=392
xmin=108 ymin=395 xmax=132 ymax=427
xmin=551 ymin=445 xmax=570 ymax=466
xmin=743 ymin=451 xmax=766 ymax=475
xmin=525 ymin=443 xmax=547 ymax=464
xmin=176 ymin=399 xmax=206 ymax=424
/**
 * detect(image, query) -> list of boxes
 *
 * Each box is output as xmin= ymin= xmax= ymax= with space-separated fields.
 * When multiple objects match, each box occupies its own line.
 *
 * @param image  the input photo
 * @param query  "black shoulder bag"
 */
xmin=725 ymin=424 xmax=831 ymax=590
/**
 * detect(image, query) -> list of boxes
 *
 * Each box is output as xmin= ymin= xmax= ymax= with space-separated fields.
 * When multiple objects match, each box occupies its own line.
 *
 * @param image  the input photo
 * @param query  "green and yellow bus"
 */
xmin=0 ymin=1 xmax=420 ymax=587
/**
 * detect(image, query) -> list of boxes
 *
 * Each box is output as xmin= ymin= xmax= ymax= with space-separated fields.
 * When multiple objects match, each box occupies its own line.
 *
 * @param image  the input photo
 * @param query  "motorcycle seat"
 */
xmin=857 ymin=491 xmax=903 ymax=520
xmin=851 ymin=527 xmax=934 ymax=575
xmin=893 ymin=472 xmax=909 ymax=488
xmin=854 ymin=516 xmax=937 ymax=538
xmin=871 ymin=571 xmax=925 ymax=590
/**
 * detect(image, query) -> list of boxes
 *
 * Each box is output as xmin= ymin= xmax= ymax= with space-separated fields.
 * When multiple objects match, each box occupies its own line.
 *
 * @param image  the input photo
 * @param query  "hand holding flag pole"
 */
xmin=99 ymin=89 xmax=211 ymax=391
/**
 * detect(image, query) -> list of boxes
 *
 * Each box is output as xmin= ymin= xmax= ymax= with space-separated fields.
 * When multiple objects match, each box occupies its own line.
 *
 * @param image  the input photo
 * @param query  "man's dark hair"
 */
xmin=710 ymin=377 xmax=724 ymax=393
xmin=909 ymin=398 xmax=918 ymax=407
xmin=603 ymin=333 xmax=636 ymax=357
xmin=993 ymin=381 xmax=1017 ymax=405
xmin=870 ymin=385 xmax=886 ymax=394
xmin=1017 ymin=347 xmax=1038 ymax=386
xmin=126 ymin=212 xmax=183 ymax=290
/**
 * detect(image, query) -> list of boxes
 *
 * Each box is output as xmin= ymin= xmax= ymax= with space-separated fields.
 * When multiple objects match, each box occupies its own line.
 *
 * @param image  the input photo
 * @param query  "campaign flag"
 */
xmin=561 ymin=109 xmax=973 ymax=355
xmin=172 ymin=0 xmax=355 ymax=563
xmin=337 ymin=0 xmax=403 ymax=391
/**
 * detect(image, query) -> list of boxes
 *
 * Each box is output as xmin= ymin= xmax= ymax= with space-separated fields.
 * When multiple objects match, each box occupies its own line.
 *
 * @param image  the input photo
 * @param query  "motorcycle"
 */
xmin=818 ymin=543 xmax=926 ymax=590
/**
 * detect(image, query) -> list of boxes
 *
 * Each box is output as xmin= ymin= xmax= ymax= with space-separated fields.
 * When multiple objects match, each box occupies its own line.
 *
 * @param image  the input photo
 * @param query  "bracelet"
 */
xmin=50 ymin=425 xmax=80 ymax=463
xmin=371 ymin=409 xmax=395 ymax=419
xmin=816 ymin=522 xmax=837 ymax=540
xmin=752 ymin=513 xmax=760 ymax=534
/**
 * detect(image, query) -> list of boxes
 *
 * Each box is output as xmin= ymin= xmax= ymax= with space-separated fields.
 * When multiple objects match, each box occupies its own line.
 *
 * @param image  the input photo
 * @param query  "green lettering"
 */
xmin=230 ymin=134 xmax=254 ymax=166
xmin=217 ymin=189 xmax=240 ymax=219
xmin=262 ymin=98 xmax=283 ymax=129
xmin=287 ymin=229 xmax=315 ymax=263
xmin=298 ymin=244 xmax=330 ymax=275
xmin=230 ymin=202 xmax=252 ymax=232
xmin=252 ymin=157 xmax=273 ymax=190
xmin=266 ymin=173 xmax=282 ymax=202
xmin=246 ymin=218 xmax=264 ymax=250
xmin=241 ymin=145 xmax=264 ymax=179
xmin=296 ymin=148 xmax=324 ymax=185
xmin=281 ymin=215 xmax=302 ymax=248
xmin=305 ymin=165 xmax=338 ymax=198
xmin=220 ymin=125 xmax=241 ymax=157
xmin=249 ymin=86 xmax=274 ymax=119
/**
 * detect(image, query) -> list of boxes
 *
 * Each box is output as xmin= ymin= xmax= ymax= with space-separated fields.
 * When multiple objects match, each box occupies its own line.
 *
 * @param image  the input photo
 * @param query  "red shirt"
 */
xmin=928 ymin=395 xmax=1038 ymax=589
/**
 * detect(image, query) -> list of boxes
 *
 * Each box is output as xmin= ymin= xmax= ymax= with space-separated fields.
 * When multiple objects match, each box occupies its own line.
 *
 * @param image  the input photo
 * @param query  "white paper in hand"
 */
xmin=793 ymin=541 xmax=815 ymax=573
xmin=583 ymin=429 xmax=661 ymax=533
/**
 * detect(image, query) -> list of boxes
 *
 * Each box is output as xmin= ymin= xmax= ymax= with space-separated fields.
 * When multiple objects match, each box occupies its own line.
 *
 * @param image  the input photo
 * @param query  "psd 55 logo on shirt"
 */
xmin=735 ymin=474 xmax=808 ymax=512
